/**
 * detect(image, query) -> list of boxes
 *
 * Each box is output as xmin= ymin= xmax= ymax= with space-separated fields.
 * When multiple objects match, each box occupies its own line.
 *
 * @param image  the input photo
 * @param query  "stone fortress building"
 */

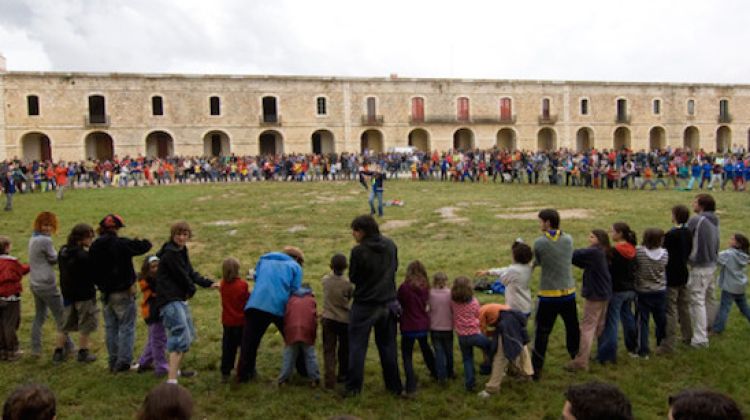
xmin=0 ymin=53 xmax=747 ymax=162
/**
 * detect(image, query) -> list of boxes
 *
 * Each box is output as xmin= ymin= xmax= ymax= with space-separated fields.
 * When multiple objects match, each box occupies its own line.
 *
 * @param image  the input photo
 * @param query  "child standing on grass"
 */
xmin=0 ymin=236 xmax=30 ymax=361
xmin=321 ymin=253 xmax=353 ymax=389
xmin=135 ymin=255 xmax=168 ymax=377
xmin=397 ymin=260 xmax=436 ymax=396
xmin=428 ymin=272 xmax=454 ymax=383
xmin=28 ymin=211 xmax=72 ymax=359
xmin=634 ymin=228 xmax=669 ymax=358
xmin=712 ymin=233 xmax=750 ymax=333
xmin=58 ymin=224 xmax=98 ymax=363
xmin=279 ymin=283 xmax=321 ymax=386
xmin=451 ymin=276 xmax=491 ymax=392
xmin=566 ymin=229 xmax=612 ymax=372
xmin=476 ymin=240 xmax=534 ymax=316
xmin=220 ymin=257 xmax=249 ymax=383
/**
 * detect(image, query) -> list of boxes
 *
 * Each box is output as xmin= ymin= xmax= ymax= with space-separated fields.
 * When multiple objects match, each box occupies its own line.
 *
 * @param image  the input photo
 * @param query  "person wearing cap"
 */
xmin=236 ymin=246 xmax=304 ymax=383
xmin=89 ymin=214 xmax=152 ymax=373
xmin=153 ymin=221 xmax=217 ymax=384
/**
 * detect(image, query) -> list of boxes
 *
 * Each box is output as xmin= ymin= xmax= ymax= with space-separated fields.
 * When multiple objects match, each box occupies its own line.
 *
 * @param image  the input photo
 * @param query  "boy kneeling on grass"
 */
xmin=278 ymin=282 xmax=321 ymax=387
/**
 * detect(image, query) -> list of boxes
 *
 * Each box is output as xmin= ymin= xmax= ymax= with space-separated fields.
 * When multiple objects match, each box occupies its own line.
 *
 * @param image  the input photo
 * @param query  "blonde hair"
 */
xmin=222 ymin=257 xmax=240 ymax=281
xmin=33 ymin=212 xmax=58 ymax=234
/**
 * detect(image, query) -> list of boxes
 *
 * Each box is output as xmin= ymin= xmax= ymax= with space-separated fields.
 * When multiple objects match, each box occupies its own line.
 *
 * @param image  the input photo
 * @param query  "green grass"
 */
xmin=1 ymin=180 xmax=749 ymax=419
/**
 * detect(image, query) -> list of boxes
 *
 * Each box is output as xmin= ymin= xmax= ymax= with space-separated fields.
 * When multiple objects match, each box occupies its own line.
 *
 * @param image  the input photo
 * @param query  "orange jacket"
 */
xmin=479 ymin=303 xmax=512 ymax=336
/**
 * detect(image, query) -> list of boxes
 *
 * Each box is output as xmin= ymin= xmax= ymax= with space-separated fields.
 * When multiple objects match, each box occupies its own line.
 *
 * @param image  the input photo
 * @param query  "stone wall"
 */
xmin=1 ymin=71 xmax=749 ymax=161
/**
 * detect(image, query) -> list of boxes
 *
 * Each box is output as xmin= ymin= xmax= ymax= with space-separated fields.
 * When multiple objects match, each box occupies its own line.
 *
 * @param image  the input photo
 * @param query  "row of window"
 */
xmin=24 ymin=94 xmax=733 ymax=122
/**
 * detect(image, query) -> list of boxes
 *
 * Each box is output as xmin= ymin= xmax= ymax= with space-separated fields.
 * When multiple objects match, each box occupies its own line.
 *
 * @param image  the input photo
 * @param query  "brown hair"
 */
xmin=0 ymin=236 xmax=10 ymax=255
xmin=451 ymin=276 xmax=474 ymax=303
xmin=136 ymin=383 xmax=194 ymax=420
xmin=591 ymin=229 xmax=611 ymax=254
xmin=733 ymin=233 xmax=750 ymax=255
xmin=672 ymin=204 xmax=690 ymax=225
xmin=694 ymin=194 xmax=716 ymax=212
xmin=66 ymin=223 xmax=95 ymax=247
xmin=511 ymin=241 xmax=533 ymax=264
xmin=642 ymin=228 xmax=665 ymax=250
xmin=669 ymin=389 xmax=743 ymax=420
xmin=330 ymin=253 xmax=348 ymax=275
xmin=612 ymin=222 xmax=637 ymax=246
xmin=432 ymin=271 xmax=448 ymax=288
xmin=32 ymin=212 xmax=58 ymax=235
xmin=2 ymin=384 xmax=56 ymax=420
xmin=170 ymin=221 xmax=192 ymax=241
xmin=139 ymin=256 xmax=159 ymax=280
xmin=404 ymin=260 xmax=429 ymax=290
xmin=222 ymin=257 xmax=240 ymax=281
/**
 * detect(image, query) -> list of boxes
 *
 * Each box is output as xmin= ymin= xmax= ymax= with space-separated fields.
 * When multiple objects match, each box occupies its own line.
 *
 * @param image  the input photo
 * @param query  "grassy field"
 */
xmin=0 ymin=180 xmax=749 ymax=419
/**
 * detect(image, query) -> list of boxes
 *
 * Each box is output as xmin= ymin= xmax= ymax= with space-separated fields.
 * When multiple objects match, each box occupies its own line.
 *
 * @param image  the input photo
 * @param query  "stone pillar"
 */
xmin=342 ymin=81 xmax=352 ymax=152
xmin=0 ymin=54 xmax=6 ymax=160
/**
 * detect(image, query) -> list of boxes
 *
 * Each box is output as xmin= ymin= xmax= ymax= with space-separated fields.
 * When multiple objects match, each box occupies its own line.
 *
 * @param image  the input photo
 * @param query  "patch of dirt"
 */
xmin=196 ymin=195 xmax=213 ymax=202
xmin=227 ymin=229 xmax=238 ymax=236
xmin=287 ymin=225 xmax=307 ymax=233
xmin=380 ymin=219 xmax=416 ymax=231
xmin=495 ymin=208 xmax=594 ymax=220
xmin=436 ymin=207 xmax=469 ymax=224
xmin=313 ymin=196 xmax=338 ymax=204
xmin=205 ymin=220 xmax=239 ymax=226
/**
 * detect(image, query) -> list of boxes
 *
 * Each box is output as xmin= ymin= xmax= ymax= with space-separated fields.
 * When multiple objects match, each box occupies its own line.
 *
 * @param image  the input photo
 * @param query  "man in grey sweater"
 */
xmin=531 ymin=208 xmax=579 ymax=380
xmin=686 ymin=194 xmax=720 ymax=348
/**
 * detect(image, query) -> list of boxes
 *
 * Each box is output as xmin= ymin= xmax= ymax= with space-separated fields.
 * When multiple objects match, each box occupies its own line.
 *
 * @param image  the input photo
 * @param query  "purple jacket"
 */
xmin=397 ymin=282 xmax=430 ymax=333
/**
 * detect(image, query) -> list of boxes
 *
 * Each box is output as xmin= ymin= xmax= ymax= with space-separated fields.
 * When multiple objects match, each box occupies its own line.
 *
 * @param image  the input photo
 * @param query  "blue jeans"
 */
xmin=103 ymin=290 xmax=137 ymax=368
xmin=430 ymin=331 xmax=455 ymax=381
xmin=279 ymin=343 xmax=320 ymax=383
xmin=458 ymin=334 xmax=490 ymax=391
xmin=597 ymin=290 xmax=637 ymax=363
xmin=401 ymin=333 xmax=436 ymax=393
xmin=160 ymin=300 xmax=196 ymax=354
xmin=713 ymin=291 xmax=750 ymax=333
xmin=636 ymin=291 xmax=667 ymax=356
xmin=368 ymin=189 xmax=383 ymax=216
xmin=346 ymin=303 xmax=402 ymax=395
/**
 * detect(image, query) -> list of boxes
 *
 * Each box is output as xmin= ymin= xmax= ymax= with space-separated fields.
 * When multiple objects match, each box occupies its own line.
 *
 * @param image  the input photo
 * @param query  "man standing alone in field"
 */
xmin=531 ymin=208 xmax=579 ymax=380
xmin=686 ymin=194 xmax=720 ymax=348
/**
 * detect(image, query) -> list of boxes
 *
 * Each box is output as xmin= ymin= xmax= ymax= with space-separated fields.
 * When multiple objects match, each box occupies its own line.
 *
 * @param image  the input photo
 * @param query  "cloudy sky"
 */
xmin=1 ymin=0 xmax=748 ymax=84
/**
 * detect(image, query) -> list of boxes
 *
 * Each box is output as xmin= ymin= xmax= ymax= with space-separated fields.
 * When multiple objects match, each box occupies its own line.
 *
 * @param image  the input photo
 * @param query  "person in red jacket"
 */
xmin=278 ymin=283 xmax=320 ymax=386
xmin=219 ymin=257 xmax=250 ymax=383
xmin=0 ymin=236 xmax=31 ymax=361
xmin=54 ymin=162 xmax=68 ymax=200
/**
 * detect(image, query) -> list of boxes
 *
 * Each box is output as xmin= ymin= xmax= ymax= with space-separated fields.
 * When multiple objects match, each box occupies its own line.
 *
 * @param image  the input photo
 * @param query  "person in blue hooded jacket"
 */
xmin=236 ymin=246 xmax=303 ymax=382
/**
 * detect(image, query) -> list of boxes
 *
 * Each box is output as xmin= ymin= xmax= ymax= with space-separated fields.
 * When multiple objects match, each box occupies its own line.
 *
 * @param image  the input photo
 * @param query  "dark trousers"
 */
xmin=346 ymin=303 xmax=402 ymax=395
xmin=636 ymin=291 xmax=667 ymax=356
xmin=322 ymin=318 xmax=349 ymax=389
xmin=532 ymin=297 xmax=580 ymax=376
xmin=0 ymin=300 xmax=20 ymax=353
xmin=237 ymin=308 xmax=305 ymax=381
xmin=430 ymin=330 xmax=455 ymax=381
xmin=221 ymin=325 xmax=243 ymax=376
xmin=401 ymin=334 xmax=436 ymax=393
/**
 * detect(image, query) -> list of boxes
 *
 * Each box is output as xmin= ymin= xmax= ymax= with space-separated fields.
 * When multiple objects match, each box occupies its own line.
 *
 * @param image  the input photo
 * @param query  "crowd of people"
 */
xmin=0 ymin=189 xmax=748 ymax=417
xmin=2 ymin=145 xmax=750 ymax=209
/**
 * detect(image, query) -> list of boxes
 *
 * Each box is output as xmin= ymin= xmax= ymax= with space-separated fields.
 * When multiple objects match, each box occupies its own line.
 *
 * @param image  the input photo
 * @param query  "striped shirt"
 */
xmin=635 ymin=246 xmax=669 ymax=293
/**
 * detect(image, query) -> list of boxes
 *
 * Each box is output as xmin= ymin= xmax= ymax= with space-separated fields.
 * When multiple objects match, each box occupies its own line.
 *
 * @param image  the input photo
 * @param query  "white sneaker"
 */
xmin=477 ymin=390 xmax=492 ymax=399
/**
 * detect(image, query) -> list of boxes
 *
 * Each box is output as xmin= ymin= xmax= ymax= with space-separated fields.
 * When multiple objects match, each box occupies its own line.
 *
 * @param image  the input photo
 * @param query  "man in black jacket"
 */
xmin=89 ymin=214 xmax=152 ymax=372
xmin=344 ymin=215 xmax=403 ymax=397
